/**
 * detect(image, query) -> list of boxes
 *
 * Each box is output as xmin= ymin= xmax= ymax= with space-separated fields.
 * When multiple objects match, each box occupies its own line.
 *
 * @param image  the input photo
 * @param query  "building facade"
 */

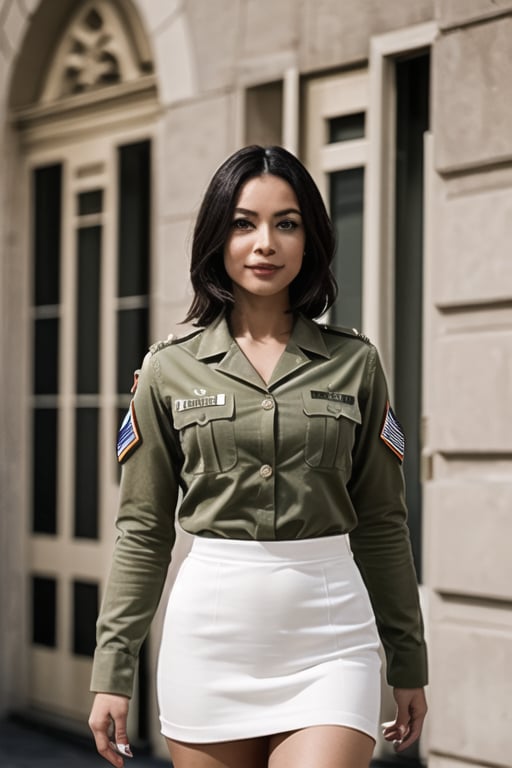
xmin=0 ymin=1 xmax=511 ymax=765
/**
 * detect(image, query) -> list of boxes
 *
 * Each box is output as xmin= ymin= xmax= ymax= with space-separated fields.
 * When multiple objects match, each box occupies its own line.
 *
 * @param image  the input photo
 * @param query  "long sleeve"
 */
xmin=348 ymin=347 xmax=428 ymax=689
xmin=90 ymin=354 xmax=181 ymax=697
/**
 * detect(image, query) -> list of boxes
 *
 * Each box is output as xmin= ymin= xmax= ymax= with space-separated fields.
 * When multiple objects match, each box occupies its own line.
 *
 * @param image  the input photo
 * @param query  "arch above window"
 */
xmin=41 ymin=0 xmax=151 ymax=104
xmin=9 ymin=0 xmax=155 ymax=111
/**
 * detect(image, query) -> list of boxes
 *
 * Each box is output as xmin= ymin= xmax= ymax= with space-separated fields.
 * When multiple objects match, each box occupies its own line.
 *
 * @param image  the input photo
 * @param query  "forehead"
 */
xmin=235 ymin=174 xmax=299 ymax=208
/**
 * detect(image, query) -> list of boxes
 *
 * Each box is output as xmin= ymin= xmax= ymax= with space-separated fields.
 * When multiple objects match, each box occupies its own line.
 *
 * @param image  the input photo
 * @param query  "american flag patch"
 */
xmin=117 ymin=400 xmax=142 ymax=464
xmin=380 ymin=402 xmax=405 ymax=463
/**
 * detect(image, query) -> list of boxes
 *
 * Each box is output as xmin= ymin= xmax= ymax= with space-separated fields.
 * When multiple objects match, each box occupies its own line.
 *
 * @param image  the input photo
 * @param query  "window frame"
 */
xmin=20 ymin=119 xmax=156 ymax=725
xmin=364 ymin=21 xmax=437 ymax=380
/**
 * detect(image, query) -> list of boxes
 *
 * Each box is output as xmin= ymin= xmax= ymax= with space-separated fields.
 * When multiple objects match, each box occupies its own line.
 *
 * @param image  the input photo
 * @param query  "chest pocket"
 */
xmin=173 ymin=395 xmax=237 ymax=474
xmin=302 ymin=393 xmax=361 ymax=471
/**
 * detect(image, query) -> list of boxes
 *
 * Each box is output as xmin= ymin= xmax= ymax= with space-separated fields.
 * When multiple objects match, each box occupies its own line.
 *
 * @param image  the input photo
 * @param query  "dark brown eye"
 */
xmin=277 ymin=219 xmax=299 ymax=231
xmin=232 ymin=218 xmax=252 ymax=230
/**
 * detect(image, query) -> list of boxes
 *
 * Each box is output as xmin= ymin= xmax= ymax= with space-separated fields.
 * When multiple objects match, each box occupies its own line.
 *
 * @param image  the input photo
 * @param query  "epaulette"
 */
xmin=148 ymin=327 xmax=202 ymax=356
xmin=320 ymin=324 xmax=372 ymax=345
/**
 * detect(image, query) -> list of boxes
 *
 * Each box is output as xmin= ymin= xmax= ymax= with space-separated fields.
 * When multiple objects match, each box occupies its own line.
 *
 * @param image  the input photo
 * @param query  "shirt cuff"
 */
xmin=90 ymin=648 xmax=137 ymax=698
xmin=386 ymin=643 xmax=429 ymax=689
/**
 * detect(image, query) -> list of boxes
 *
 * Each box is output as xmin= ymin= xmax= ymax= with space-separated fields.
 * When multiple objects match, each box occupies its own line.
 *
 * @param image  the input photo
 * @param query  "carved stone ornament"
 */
xmin=64 ymin=8 xmax=121 ymax=95
xmin=40 ymin=1 xmax=143 ymax=104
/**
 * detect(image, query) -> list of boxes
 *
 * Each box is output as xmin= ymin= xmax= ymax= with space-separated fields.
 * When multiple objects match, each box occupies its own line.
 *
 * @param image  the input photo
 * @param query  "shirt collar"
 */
xmin=195 ymin=314 xmax=235 ymax=360
xmin=194 ymin=313 xmax=331 ymax=361
xmin=290 ymin=314 xmax=331 ymax=359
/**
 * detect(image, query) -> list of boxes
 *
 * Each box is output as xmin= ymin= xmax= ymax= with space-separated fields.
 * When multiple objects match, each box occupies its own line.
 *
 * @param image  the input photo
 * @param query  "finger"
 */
xmin=88 ymin=717 xmax=124 ymax=767
xmin=113 ymin=712 xmax=132 ymax=759
xmin=100 ymin=741 xmax=126 ymax=767
xmin=395 ymin=710 xmax=426 ymax=752
xmin=109 ymin=741 xmax=133 ymax=759
xmin=394 ymin=699 xmax=411 ymax=739
xmin=381 ymin=719 xmax=400 ymax=738
xmin=382 ymin=717 xmax=410 ymax=748
xmin=382 ymin=726 xmax=408 ymax=746
xmin=110 ymin=742 xmax=133 ymax=758
xmin=381 ymin=717 xmax=409 ymax=738
xmin=382 ymin=725 xmax=403 ymax=741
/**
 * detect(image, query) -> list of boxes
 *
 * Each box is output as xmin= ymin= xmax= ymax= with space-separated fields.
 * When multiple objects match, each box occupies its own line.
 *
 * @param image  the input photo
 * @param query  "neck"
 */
xmin=229 ymin=296 xmax=294 ymax=342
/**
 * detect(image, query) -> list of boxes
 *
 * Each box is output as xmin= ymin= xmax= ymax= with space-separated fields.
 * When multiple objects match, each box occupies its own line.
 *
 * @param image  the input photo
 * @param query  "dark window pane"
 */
xmin=117 ymin=308 xmax=148 ymax=394
xmin=34 ymin=318 xmax=59 ymax=394
xmin=74 ymin=408 xmax=98 ymax=539
xmin=328 ymin=112 xmax=365 ymax=143
xmin=329 ymin=167 xmax=364 ymax=329
xmin=72 ymin=581 xmax=98 ymax=656
xmin=33 ymin=164 xmax=61 ymax=306
xmin=394 ymin=53 xmax=430 ymax=579
xmin=32 ymin=408 xmax=58 ymax=534
xmin=76 ymin=226 xmax=101 ymax=394
xmin=32 ymin=576 xmax=57 ymax=647
xmin=118 ymin=140 xmax=150 ymax=297
xmin=245 ymin=81 xmax=283 ymax=146
xmin=78 ymin=189 xmax=103 ymax=216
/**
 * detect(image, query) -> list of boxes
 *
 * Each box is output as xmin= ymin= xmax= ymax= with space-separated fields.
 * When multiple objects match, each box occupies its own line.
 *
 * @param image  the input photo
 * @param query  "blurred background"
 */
xmin=0 ymin=1 xmax=511 ymax=766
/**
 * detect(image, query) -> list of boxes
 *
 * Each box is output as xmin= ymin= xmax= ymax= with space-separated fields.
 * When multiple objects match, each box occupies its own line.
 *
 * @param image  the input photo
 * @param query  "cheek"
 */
xmin=223 ymin=241 xmax=243 ymax=281
xmin=292 ymin=246 xmax=305 ymax=277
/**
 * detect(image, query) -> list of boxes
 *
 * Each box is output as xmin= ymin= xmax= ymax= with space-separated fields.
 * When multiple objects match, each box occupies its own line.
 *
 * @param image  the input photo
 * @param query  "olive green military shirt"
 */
xmin=91 ymin=314 xmax=427 ymax=697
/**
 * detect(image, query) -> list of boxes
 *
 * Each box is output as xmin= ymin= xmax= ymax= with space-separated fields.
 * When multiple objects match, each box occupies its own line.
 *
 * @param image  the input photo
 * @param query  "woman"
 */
xmin=89 ymin=145 xmax=427 ymax=768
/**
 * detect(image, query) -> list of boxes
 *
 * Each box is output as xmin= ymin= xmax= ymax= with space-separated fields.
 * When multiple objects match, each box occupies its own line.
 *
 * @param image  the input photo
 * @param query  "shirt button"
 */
xmin=261 ymin=398 xmax=274 ymax=410
xmin=259 ymin=464 xmax=273 ymax=479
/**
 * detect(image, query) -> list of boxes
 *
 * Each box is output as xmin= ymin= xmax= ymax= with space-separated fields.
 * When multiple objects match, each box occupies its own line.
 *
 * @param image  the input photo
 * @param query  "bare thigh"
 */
xmin=165 ymin=737 xmax=268 ymax=768
xmin=268 ymin=725 xmax=375 ymax=768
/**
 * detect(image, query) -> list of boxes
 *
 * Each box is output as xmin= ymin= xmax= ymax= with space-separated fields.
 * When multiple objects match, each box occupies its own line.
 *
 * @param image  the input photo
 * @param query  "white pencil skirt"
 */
xmin=157 ymin=533 xmax=381 ymax=743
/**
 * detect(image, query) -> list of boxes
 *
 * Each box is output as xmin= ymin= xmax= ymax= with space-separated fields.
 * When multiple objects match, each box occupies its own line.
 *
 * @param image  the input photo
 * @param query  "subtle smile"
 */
xmin=246 ymin=263 xmax=283 ymax=272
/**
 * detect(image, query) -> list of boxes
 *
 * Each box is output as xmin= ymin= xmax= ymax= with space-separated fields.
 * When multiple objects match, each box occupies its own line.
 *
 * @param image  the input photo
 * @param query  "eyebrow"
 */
xmin=234 ymin=207 xmax=303 ymax=218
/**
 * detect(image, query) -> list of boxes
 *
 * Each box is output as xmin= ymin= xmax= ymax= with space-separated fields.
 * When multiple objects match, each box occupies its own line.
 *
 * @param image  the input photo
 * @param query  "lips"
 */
xmin=246 ymin=263 xmax=282 ymax=271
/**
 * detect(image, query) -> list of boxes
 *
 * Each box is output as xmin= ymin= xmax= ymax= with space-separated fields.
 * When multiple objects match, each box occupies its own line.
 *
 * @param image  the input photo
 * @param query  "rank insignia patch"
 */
xmin=380 ymin=402 xmax=405 ymax=463
xmin=117 ymin=400 xmax=142 ymax=463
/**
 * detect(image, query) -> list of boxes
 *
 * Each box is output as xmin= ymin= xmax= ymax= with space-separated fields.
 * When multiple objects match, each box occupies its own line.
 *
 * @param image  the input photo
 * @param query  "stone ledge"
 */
xmin=436 ymin=0 xmax=512 ymax=30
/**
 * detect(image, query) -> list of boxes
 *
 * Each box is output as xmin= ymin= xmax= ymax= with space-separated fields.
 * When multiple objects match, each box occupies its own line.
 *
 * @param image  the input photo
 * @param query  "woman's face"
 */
xmin=223 ymin=174 xmax=305 ymax=306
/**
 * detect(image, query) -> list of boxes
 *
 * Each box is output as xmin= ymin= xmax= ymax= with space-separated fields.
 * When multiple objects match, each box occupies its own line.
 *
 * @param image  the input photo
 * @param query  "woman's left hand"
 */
xmin=382 ymin=687 xmax=428 ymax=752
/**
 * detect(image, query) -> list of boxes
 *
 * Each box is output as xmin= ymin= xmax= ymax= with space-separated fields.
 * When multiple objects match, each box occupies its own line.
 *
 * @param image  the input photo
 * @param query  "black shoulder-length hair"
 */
xmin=184 ymin=145 xmax=338 ymax=326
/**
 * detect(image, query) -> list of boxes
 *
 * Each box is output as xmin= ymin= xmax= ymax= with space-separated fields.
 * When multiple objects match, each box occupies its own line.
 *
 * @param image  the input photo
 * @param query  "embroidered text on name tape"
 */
xmin=175 ymin=394 xmax=226 ymax=412
xmin=310 ymin=390 xmax=355 ymax=405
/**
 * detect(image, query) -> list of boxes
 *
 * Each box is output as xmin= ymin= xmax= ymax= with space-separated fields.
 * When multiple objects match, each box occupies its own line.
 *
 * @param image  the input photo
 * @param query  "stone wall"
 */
xmin=426 ymin=2 xmax=512 ymax=766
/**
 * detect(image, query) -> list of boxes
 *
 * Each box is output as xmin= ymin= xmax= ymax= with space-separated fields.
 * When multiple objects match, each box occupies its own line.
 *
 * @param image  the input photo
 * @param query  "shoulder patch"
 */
xmin=380 ymin=402 xmax=405 ymax=463
xmin=321 ymin=324 xmax=371 ymax=345
xmin=117 ymin=400 xmax=142 ymax=463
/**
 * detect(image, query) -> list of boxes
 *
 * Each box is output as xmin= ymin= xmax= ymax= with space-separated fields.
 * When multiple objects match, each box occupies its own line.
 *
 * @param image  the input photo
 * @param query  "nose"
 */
xmin=254 ymin=224 xmax=275 ymax=255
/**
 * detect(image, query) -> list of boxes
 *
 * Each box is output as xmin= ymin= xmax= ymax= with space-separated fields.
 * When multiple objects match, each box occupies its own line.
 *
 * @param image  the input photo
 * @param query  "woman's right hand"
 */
xmin=88 ymin=693 xmax=132 ymax=766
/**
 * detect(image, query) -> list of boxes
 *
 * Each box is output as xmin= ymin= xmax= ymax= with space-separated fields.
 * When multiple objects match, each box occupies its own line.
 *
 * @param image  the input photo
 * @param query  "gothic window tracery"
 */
xmin=41 ymin=0 xmax=148 ymax=104
xmin=64 ymin=8 xmax=121 ymax=95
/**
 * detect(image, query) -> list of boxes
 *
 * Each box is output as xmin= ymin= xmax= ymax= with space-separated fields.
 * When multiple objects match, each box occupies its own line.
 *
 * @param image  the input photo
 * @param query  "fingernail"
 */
xmin=109 ymin=741 xmax=133 ymax=759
